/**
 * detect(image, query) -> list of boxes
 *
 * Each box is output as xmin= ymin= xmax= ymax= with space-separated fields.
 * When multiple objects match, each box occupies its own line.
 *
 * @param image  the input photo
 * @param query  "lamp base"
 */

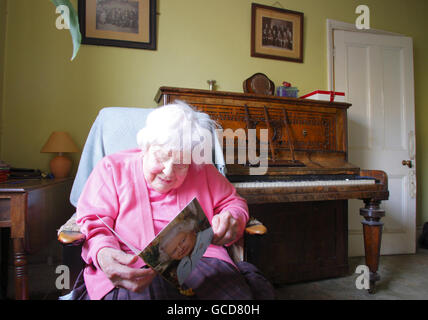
xmin=50 ymin=155 xmax=72 ymax=178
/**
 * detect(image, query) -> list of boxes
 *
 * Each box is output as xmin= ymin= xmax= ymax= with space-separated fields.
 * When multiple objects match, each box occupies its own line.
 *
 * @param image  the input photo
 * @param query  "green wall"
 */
xmin=0 ymin=0 xmax=7 ymax=154
xmin=1 ymin=0 xmax=427 ymax=226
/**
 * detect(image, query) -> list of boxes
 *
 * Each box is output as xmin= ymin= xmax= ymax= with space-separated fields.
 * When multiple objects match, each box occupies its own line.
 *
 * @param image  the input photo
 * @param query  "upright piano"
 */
xmin=155 ymin=86 xmax=389 ymax=293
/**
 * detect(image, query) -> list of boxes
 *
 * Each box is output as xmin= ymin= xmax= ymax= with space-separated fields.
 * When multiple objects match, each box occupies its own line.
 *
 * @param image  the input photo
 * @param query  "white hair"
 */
xmin=136 ymin=101 xmax=219 ymax=162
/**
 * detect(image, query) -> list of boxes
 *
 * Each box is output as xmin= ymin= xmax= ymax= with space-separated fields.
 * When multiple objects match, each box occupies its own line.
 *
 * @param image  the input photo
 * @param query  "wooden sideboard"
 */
xmin=0 ymin=178 xmax=75 ymax=300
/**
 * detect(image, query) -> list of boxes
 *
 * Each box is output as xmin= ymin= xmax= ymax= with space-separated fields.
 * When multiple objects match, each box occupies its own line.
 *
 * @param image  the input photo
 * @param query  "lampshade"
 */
xmin=40 ymin=131 xmax=79 ymax=153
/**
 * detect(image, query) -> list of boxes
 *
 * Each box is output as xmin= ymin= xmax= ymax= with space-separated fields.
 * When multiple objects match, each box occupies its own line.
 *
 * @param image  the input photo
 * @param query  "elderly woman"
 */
xmin=71 ymin=101 xmax=274 ymax=300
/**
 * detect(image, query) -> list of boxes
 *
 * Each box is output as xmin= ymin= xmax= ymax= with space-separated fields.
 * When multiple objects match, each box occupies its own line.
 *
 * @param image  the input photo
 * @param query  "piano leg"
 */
xmin=360 ymin=199 xmax=385 ymax=294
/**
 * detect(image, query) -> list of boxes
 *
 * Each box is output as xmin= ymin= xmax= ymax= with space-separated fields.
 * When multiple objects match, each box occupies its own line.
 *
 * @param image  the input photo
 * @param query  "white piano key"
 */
xmin=232 ymin=179 xmax=376 ymax=189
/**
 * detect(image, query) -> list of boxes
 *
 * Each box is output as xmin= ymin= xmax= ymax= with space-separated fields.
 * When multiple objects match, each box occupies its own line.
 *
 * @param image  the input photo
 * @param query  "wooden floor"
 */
xmin=275 ymin=248 xmax=428 ymax=300
xmin=2 ymin=241 xmax=428 ymax=300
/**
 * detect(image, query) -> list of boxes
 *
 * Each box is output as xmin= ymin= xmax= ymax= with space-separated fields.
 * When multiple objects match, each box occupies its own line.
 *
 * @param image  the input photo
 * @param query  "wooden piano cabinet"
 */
xmin=245 ymin=200 xmax=349 ymax=285
xmin=155 ymin=86 xmax=356 ymax=174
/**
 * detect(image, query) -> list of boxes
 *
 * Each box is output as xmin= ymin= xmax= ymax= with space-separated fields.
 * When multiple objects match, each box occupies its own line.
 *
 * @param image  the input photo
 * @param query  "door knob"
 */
xmin=402 ymin=160 xmax=412 ymax=168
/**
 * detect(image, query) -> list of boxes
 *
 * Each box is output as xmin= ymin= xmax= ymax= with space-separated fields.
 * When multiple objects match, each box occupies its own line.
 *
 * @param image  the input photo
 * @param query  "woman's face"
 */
xmin=143 ymin=145 xmax=190 ymax=193
xmin=164 ymin=231 xmax=197 ymax=260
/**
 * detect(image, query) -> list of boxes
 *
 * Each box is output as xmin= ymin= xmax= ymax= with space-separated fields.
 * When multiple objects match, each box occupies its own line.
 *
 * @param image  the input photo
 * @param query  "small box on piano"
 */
xmin=300 ymin=90 xmax=346 ymax=102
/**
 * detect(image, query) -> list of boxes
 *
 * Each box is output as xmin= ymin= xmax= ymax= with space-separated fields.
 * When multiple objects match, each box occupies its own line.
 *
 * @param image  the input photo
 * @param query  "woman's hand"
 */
xmin=97 ymin=247 xmax=156 ymax=293
xmin=212 ymin=211 xmax=240 ymax=246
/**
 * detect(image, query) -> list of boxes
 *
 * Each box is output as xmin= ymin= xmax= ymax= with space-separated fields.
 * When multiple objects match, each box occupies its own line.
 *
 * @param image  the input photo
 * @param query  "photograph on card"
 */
xmin=140 ymin=197 xmax=213 ymax=288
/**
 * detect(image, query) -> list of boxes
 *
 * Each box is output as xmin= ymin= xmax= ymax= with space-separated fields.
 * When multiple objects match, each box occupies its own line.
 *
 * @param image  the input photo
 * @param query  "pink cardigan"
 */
xmin=76 ymin=149 xmax=249 ymax=300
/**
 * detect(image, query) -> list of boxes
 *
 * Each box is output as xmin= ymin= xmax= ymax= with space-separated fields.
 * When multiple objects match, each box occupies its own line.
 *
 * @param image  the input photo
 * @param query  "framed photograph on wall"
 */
xmin=78 ymin=0 xmax=156 ymax=50
xmin=251 ymin=3 xmax=303 ymax=63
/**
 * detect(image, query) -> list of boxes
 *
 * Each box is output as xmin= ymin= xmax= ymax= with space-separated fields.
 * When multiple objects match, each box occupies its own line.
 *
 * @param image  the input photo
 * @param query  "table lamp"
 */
xmin=41 ymin=131 xmax=79 ymax=178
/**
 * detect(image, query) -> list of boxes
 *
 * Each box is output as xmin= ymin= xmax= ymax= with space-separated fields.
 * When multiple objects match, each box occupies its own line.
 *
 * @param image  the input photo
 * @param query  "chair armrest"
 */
xmin=57 ymin=215 xmax=267 ymax=247
xmin=244 ymin=218 xmax=267 ymax=235
xmin=57 ymin=213 xmax=86 ymax=246
xmin=228 ymin=218 xmax=267 ymax=263
xmin=58 ymin=230 xmax=86 ymax=246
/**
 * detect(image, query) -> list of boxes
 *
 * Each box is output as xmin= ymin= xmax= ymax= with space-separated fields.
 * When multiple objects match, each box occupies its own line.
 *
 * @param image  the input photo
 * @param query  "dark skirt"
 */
xmin=70 ymin=257 xmax=275 ymax=300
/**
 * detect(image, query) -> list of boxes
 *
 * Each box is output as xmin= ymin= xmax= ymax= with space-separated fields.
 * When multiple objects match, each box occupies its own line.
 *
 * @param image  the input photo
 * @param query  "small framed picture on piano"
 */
xmin=251 ymin=3 xmax=304 ymax=63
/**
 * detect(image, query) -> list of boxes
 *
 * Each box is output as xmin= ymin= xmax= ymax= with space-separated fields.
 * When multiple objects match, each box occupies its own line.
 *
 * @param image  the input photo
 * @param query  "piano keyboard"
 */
xmin=232 ymin=179 xmax=376 ymax=189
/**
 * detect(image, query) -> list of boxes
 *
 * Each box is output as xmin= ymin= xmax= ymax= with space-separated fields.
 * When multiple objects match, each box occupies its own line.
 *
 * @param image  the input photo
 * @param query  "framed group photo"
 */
xmin=78 ymin=0 xmax=157 ymax=50
xmin=251 ymin=3 xmax=304 ymax=63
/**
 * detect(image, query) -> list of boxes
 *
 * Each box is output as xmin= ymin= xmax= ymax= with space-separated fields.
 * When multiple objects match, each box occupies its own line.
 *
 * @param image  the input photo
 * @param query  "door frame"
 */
xmin=326 ymin=19 xmax=402 ymax=91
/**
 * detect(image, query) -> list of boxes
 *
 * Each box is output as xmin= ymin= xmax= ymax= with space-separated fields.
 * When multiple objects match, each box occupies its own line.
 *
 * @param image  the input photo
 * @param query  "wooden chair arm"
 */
xmin=244 ymin=218 xmax=267 ymax=235
xmin=245 ymin=224 xmax=267 ymax=235
xmin=57 ymin=216 xmax=267 ymax=247
xmin=58 ymin=230 xmax=86 ymax=246
xmin=57 ymin=224 xmax=267 ymax=246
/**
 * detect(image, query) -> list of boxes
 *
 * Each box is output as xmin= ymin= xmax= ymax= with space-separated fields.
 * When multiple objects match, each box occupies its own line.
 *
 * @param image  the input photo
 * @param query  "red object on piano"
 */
xmin=300 ymin=90 xmax=345 ymax=102
xmin=0 ymin=172 xmax=9 ymax=183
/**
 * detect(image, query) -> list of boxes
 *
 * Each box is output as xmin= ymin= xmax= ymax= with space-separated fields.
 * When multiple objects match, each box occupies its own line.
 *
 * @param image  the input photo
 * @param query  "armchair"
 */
xmin=57 ymin=107 xmax=267 ymax=293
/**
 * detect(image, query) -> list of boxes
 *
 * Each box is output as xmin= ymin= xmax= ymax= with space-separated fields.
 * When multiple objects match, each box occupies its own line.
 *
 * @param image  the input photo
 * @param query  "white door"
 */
xmin=334 ymin=30 xmax=416 ymax=256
